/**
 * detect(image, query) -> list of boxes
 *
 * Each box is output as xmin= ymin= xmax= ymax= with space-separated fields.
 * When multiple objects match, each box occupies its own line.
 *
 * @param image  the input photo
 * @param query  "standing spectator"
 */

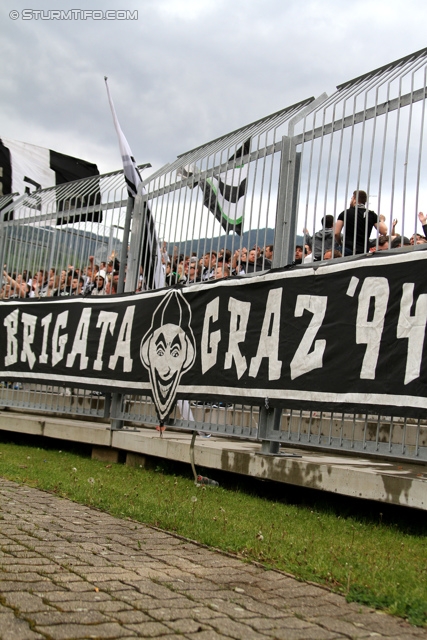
xmin=164 ymin=262 xmax=179 ymax=286
xmin=323 ymin=249 xmax=343 ymax=260
xmin=303 ymin=243 xmax=313 ymax=263
xmin=45 ymin=274 xmax=60 ymax=297
xmin=91 ymin=270 xmax=106 ymax=295
xmin=201 ymin=251 xmax=216 ymax=280
xmin=0 ymin=283 xmax=12 ymax=299
xmin=218 ymin=249 xmax=232 ymax=269
xmin=369 ymin=236 xmax=390 ymax=252
xmin=22 ymin=270 xmax=32 ymax=288
xmin=2 ymin=271 xmax=29 ymax=298
xmin=410 ymin=233 xmax=424 ymax=245
xmin=214 ymin=264 xmax=230 ymax=279
xmin=107 ymin=258 xmax=120 ymax=279
xmin=175 ymin=259 xmax=187 ymax=284
xmin=70 ymin=276 xmax=84 ymax=296
xmin=161 ymin=241 xmax=169 ymax=266
xmin=187 ymin=259 xmax=201 ymax=284
xmin=244 ymin=248 xmax=266 ymax=273
xmin=263 ymin=244 xmax=274 ymax=263
xmin=231 ymin=248 xmax=248 ymax=275
xmin=29 ymin=269 xmax=49 ymax=298
xmin=257 ymin=246 xmax=272 ymax=269
xmin=335 ymin=190 xmax=387 ymax=255
xmin=294 ymin=245 xmax=304 ymax=264
xmin=105 ymin=277 xmax=118 ymax=295
xmin=83 ymin=257 xmax=97 ymax=294
xmin=55 ymin=270 xmax=69 ymax=297
xmin=305 ymin=215 xmax=335 ymax=261
xmin=391 ymin=236 xmax=411 ymax=249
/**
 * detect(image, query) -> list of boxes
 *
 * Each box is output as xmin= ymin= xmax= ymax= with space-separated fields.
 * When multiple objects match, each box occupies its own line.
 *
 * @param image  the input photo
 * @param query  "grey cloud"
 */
xmin=1 ymin=0 xmax=427 ymax=174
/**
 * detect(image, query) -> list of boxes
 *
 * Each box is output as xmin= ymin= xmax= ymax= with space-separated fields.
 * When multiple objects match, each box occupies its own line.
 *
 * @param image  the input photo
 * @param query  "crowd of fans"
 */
xmin=299 ymin=191 xmax=427 ymax=264
xmin=163 ymin=244 xmax=273 ymax=287
xmin=0 ymin=244 xmax=276 ymax=299
xmin=297 ymin=226 xmax=422 ymax=264
xmin=1 ymin=256 xmax=120 ymax=300
xmin=2 ymin=190 xmax=427 ymax=300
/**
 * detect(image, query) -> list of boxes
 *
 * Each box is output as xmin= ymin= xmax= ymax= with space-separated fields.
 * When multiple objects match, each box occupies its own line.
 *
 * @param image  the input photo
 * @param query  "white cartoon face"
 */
xmin=140 ymin=291 xmax=196 ymax=421
xmin=146 ymin=324 xmax=187 ymax=414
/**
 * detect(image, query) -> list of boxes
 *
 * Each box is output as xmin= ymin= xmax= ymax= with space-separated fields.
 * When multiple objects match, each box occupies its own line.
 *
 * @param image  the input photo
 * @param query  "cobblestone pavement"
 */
xmin=0 ymin=479 xmax=425 ymax=640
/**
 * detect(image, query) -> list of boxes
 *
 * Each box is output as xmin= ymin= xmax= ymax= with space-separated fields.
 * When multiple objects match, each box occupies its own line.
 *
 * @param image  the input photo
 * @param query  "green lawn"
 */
xmin=0 ymin=438 xmax=426 ymax=626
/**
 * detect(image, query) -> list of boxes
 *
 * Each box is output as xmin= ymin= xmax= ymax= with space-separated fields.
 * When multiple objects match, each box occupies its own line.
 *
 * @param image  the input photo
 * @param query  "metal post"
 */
xmin=110 ymin=197 xmax=134 ymax=430
xmin=258 ymin=405 xmax=280 ymax=455
xmin=264 ymin=136 xmax=301 ymax=452
xmin=272 ymin=92 xmax=327 ymax=268
xmin=125 ymin=191 xmax=145 ymax=293
xmin=47 ymin=228 xmax=56 ymax=278
xmin=110 ymin=391 xmax=124 ymax=431
xmin=125 ymin=165 xmax=166 ymax=294
xmin=273 ymin=136 xmax=301 ymax=268
xmin=117 ymin=196 xmax=134 ymax=294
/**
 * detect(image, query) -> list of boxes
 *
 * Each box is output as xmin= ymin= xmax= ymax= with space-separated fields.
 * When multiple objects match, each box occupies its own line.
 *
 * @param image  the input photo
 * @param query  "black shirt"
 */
xmin=337 ymin=206 xmax=378 ymax=254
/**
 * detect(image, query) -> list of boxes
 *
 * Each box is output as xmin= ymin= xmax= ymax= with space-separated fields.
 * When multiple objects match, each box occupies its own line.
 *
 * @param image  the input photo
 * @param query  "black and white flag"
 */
xmin=104 ymin=77 xmax=163 ymax=290
xmin=181 ymin=138 xmax=250 ymax=235
xmin=202 ymin=138 xmax=250 ymax=235
xmin=0 ymin=138 xmax=101 ymax=223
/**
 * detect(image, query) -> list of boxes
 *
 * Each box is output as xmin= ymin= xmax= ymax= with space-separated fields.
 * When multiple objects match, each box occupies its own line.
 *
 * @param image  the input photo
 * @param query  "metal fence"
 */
xmin=295 ymin=47 xmax=427 ymax=263
xmin=0 ymin=168 xmax=134 ymax=419
xmin=1 ymin=47 xmax=427 ymax=462
xmin=0 ymin=169 xmax=129 ymax=279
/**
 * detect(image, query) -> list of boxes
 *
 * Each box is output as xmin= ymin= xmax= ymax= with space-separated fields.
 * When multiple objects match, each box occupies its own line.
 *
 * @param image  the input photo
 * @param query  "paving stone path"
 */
xmin=0 ymin=479 xmax=425 ymax=640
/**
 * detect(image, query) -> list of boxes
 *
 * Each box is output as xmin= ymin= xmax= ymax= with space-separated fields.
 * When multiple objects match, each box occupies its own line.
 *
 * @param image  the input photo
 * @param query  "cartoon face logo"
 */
xmin=140 ymin=290 xmax=196 ymax=420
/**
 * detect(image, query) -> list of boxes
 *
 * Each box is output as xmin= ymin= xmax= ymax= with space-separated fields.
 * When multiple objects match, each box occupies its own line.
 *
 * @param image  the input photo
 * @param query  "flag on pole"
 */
xmin=180 ymin=138 xmax=250 ymax=235
xmin=104 ymin=77 xmax=163 ymax=289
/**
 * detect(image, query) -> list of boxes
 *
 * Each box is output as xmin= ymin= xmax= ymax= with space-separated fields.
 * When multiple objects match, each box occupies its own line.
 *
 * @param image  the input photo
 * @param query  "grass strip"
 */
xmin=0 ymin=439 xmax=426 ymax=626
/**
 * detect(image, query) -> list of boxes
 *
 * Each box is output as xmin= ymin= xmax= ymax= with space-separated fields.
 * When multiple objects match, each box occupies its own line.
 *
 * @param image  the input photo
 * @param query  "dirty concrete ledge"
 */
xmin=0 ymin=411 xmax=426 ymax=511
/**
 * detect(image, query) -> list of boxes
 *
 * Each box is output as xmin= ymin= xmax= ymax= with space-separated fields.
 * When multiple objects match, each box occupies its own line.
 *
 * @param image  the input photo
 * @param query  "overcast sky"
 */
xmin=1 ymin=0 xmax=427 ymax=177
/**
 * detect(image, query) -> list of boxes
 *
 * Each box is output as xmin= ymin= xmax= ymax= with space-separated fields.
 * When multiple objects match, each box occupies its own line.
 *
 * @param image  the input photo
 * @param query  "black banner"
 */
xmin=1 ymin=250 xmax=427 ymax=419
